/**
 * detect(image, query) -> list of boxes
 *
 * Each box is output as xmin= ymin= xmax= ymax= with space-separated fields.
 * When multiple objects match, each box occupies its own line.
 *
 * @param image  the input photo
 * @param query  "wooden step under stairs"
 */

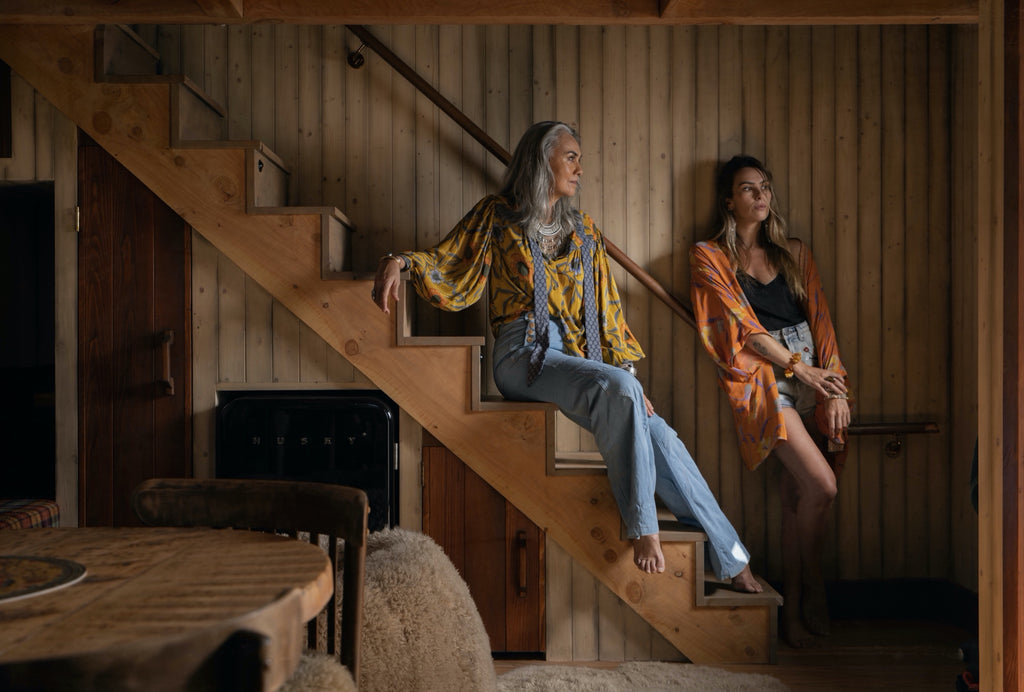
xmin=0 ymin=22 xmax=779 ymax=664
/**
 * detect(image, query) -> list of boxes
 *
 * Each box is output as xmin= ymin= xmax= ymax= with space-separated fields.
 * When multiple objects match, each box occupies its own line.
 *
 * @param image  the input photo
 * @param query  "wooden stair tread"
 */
xmin=175 ymin=139 xmax=290 ymax=170
xmin=552 ymin=452 xmax=606 ymax=475
xmin=657 ymin=520 xmax=712 ymax=543
xmin=700 ymin=574 xmax=783 ymax=607
xmin=253 ymin=204 xmax=352 ymax=225
xmin=476 ymin=395 xmax=557 ymax=412
xmin=398 ymin=334 xmax=486 ymax=346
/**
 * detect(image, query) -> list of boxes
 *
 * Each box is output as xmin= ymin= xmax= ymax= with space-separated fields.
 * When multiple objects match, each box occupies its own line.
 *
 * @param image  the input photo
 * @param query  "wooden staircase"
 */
xmin=0 ymin=22 xmax=780 ymax=664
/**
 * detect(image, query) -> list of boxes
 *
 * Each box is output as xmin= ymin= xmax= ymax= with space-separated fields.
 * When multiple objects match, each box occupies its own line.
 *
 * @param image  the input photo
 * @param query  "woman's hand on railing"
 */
xmin=822 ymin=397 xmax=851 ymax=442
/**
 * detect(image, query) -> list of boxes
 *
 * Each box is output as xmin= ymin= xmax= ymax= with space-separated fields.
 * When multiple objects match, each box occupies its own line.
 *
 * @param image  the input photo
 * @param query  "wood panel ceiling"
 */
xmin=0 ymin=0 xmax=977 ymax=26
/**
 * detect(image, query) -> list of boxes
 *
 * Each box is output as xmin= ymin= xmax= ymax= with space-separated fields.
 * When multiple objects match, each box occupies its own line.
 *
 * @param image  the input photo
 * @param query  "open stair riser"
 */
xmin=0 ymin=22 xmax=777 ymax=663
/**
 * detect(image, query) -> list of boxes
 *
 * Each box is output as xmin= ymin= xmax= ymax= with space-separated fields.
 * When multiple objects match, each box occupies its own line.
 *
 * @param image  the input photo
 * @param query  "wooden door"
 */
xmin=422 ymin=435 xmax=545 ymax=654
xmin=77 ymin=138 xmax=191 ymax=526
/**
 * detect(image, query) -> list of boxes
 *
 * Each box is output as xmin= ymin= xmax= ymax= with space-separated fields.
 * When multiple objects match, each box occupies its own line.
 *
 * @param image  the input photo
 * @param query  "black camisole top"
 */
xmin=740 ymin=273 xmax=805 ymax=331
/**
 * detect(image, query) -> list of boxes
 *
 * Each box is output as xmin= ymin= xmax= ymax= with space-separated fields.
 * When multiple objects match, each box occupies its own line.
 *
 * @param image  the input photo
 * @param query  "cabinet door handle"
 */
xmin=159 ymin=330 xmax=175 ymax=396
xmin=516 ymin=530 xmax=528 ymax=597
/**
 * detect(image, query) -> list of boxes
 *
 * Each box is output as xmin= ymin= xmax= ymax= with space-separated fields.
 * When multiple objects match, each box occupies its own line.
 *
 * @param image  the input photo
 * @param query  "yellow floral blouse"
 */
xmin=402 ymin=194 xmax=644 ymax=366
xmin=689 ymin=239 xmax=847 ymax=470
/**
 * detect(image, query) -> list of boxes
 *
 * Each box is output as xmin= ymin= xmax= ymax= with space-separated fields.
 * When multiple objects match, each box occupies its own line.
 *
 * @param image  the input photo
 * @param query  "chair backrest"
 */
xmin=132 ymin=478 xmax=368 ymax=685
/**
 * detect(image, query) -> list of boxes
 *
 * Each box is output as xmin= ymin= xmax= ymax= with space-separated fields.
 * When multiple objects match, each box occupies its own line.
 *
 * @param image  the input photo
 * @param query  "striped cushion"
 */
xmin=0 ymin=499 xmax=61 ymax=529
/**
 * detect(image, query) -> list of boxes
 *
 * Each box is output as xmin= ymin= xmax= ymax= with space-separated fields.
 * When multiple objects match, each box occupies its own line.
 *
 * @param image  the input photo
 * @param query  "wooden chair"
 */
xmin=132 ymin=478 xmax=369 ymax=686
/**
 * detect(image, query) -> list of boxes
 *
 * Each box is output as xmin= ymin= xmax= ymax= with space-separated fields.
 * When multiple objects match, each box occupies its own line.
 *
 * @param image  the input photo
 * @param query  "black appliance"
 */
xmin=216 ymin=390 xmax=398 ymax=531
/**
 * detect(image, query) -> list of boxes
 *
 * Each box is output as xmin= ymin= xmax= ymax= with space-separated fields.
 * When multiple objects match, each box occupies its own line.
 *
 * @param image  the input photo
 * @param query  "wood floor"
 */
xmin=494 ymin=619 xmax=976 ymax=691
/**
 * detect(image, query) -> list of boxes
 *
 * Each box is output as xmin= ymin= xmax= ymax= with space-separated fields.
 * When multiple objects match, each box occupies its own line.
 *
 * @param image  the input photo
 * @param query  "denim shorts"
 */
xmin=769 ymin=321 xmax=817 ymax=415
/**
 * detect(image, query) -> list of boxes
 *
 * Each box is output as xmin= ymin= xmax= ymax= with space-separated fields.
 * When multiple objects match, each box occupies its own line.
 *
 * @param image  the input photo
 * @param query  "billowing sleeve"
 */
xmin=795 ymin=239 xmax=851 ymax=463
xmin=688 ymin=241 xmax=769 ymax=379
xmin=796 ymin=239 xmax=846 ymax=377
xmin=591 ymin=225 xmax=644 ymax=364
xmin=403 ymin=196 xmax=498 ymax=312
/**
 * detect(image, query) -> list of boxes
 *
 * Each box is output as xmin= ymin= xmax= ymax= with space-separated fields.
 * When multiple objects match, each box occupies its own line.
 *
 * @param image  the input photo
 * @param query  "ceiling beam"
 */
xmin=0 ymin=0 xmax=245 ymax=23
xmin=193 ymin=0 xmax=243 ymax=20
xmin=0 ymin=0 xmax=978 ymax=25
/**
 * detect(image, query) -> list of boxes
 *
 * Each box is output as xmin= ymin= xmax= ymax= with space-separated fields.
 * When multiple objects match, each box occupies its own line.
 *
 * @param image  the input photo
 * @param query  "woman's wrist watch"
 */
xmin=621 ymin=361 xmax=637 ymax=377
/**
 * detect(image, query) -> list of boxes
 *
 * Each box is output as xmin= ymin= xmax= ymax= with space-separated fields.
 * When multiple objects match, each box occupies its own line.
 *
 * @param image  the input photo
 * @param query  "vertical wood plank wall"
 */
xmin=154 ymin=21 xmax=979 ymax=586
xmin=3 ymin=20 xmax=980 ymax=657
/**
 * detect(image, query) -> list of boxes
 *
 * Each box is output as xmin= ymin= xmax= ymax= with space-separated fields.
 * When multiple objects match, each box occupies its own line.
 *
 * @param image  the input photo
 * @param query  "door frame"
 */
xmin=980 ymin=0 xmax=1024 ymax=687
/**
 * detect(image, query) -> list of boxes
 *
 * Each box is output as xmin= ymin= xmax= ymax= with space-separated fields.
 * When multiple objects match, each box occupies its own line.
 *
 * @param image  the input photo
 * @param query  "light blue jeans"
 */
xmin=492 ymin=315 xmax=751 ymax=580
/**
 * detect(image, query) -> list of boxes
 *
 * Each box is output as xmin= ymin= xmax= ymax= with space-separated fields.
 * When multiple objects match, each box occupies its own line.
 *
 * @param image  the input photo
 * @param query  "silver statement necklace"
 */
xmin=530 ymin=216 xmax=569 ymax=259
xmin=537 ymin=218 xmax=561 ymax=237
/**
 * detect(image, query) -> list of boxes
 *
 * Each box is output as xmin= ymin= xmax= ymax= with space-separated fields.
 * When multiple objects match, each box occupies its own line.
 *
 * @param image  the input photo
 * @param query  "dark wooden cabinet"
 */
xmin=422 ymin=435 xmax=545 ymax=655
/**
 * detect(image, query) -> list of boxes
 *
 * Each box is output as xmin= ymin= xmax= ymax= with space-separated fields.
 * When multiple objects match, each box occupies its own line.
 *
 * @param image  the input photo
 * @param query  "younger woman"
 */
xmin=690 ymin=155 xmax=851 ymax=646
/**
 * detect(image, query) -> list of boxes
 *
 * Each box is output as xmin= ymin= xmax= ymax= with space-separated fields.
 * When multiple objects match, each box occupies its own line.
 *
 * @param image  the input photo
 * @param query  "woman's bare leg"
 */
xmin=779 ymin=466 xmax=813 ymax=647
xmin=773 ymin=407 xmax=837 ymax=645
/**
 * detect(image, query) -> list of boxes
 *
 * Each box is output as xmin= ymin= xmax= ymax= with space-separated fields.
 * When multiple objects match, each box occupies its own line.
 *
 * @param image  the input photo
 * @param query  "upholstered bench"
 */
xmin=0 ymin=499 xmax=60 ymax=529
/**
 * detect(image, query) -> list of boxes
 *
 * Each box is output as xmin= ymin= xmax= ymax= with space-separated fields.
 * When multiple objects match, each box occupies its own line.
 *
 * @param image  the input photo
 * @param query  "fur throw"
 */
xmin=357 ymin=528 xmax=497 ymax=692
xmin=281 ymin=653 xmax=357 ymax=692
xmin=281 ymin=528 xmax=496 ymax=692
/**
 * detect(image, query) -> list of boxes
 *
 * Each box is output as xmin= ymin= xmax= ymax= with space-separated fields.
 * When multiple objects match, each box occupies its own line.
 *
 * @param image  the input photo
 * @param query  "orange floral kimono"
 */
xmin=689 ymin=239 xmax=848 ymax=470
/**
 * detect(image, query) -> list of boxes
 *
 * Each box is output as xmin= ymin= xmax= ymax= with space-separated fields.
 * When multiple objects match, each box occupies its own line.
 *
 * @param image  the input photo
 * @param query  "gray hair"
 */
xmin=500 ymin=121 xmax=581 ymax=232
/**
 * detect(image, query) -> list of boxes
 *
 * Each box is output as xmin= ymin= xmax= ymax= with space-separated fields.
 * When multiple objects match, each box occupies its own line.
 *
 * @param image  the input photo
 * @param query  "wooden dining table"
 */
xmin=0 ymin=526 xmax=334 ymax=691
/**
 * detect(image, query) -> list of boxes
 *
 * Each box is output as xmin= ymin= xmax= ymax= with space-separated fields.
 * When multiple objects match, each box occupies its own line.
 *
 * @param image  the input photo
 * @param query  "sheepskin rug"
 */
xmin=280 ymin=653 xmax=357 ymax=692
xmin=356 ymin=527 xmax=497 ymax=692
xmin=496 ymin=661 xmax=791 ymax=691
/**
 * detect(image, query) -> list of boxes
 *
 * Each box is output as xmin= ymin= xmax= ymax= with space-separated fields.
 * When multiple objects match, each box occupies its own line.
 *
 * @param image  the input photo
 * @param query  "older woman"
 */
xmin=373 ymin=121 xmax=760 ymax=592
xmin=690 ymin=155 xmax=851 ymax=646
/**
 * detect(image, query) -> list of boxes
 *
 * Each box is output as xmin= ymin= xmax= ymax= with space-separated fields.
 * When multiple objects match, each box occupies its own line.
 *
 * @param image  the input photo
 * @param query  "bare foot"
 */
xmin=632 ymin=534 xmax=665 ymax=574
xmin=801 ymin=584 xmax=831 ymax=635
xmin=781 ymin=612 xmax=819 ymax=649
xmin=730 ymin=565 xmax=763 ymax=593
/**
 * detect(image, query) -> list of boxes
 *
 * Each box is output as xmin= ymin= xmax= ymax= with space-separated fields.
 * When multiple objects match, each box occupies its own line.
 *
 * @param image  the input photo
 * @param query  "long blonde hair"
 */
xmin=710 ymin=155 xmax=805 ymax=301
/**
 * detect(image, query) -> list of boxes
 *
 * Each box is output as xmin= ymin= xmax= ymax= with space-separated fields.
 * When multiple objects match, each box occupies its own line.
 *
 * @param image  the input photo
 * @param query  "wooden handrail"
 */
xmin=349 ymin=25 xmax=936 ymax=438
xmin=848 ymin=422 xmax=940 ymax=436
xmin=346 ymin=26 xmax=509 ymax=163
xmin=607 ymin=241 xmax=696 ymax=327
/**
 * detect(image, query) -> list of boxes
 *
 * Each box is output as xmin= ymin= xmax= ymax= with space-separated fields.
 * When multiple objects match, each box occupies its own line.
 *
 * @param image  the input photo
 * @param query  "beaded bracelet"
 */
xmin=783 ymin=352 xmax=801 ymax=379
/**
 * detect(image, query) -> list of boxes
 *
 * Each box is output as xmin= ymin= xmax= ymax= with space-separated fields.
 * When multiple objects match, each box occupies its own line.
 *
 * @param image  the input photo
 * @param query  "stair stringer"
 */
xmin=0 ymin=23 xmax=773 ymax=664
